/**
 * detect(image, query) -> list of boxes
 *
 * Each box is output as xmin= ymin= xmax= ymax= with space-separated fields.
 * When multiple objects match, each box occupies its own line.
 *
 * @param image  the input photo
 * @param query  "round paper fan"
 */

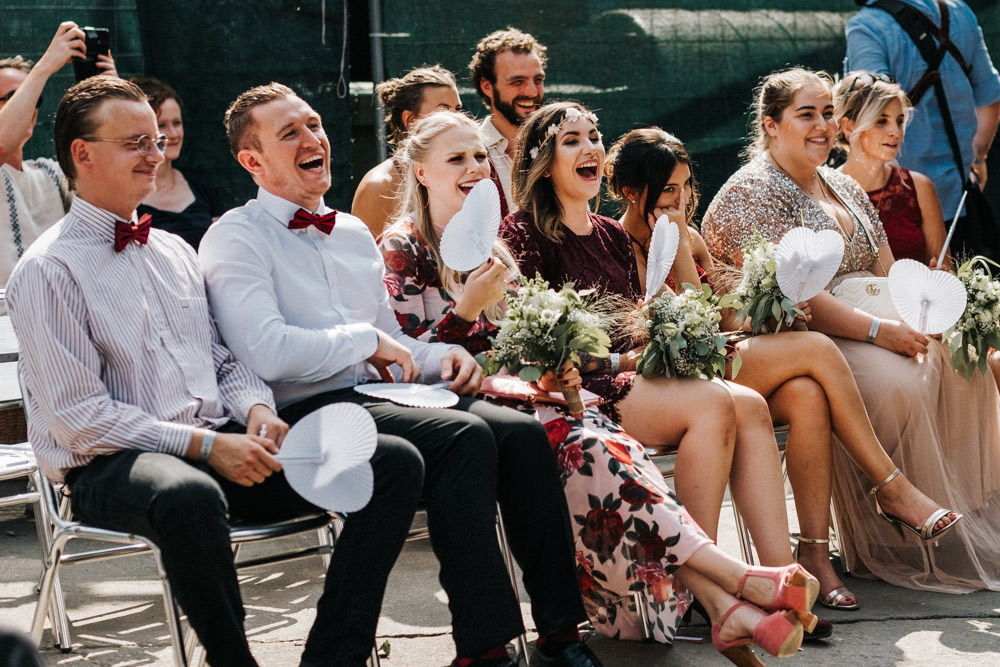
xmin=888 ymin=258 xmax=967 ymax=334
xmin=644 ymin=215 xmax=680 ymax=301
xmin=353 ymin=382 xmax=459 ymax=408
xmin=439 ymin=179 xmax=502 ymax=272
xmin=775 ymin=227 xmax=845 ymax=303
xmin=278 ymin=403 xmax=377 ymax=512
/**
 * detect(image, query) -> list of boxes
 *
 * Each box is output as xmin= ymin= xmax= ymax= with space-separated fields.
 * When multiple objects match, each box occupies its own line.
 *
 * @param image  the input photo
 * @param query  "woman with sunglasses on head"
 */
xmin=380 ymin=111 xmax=821 ymax=665
xmin=834 ymin=72 xmax=948 ymax=268
xmin=702 ymin=67 xmax=1000 ymax=594
xmin=351 ymin=65 xmax=463 ymax=238
xmin=130 ymin=77 xmax=227 ymax=250
xmin=606 ymin=126 xmax=960 ymax=611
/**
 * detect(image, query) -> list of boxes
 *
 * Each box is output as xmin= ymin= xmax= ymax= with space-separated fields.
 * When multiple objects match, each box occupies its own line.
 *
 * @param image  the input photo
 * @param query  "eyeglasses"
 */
xmin=80 ymin=133 xmax=167 ymax=157
xmin=844 ymin=72 xmax=896 ymax=98
xmin=0 ymin=88 xmax=43 ymax=109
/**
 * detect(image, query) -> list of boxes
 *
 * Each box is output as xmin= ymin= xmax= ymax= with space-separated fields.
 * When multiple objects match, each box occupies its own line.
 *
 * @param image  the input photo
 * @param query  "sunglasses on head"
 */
xmin=845 ymin=72 xmax=896 ymax=98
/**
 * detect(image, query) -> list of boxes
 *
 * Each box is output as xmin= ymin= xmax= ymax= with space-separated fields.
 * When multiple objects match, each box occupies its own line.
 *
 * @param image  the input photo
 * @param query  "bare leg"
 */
xmin=734 ymin=331 xmax=954 ymax=533
xmin=723 ymin=382 xmax=793 ymax=565
xmin=618 ymin=376 xmax=736 ymax=539
xmin=768 ymin=377 xmax=855 ymax=606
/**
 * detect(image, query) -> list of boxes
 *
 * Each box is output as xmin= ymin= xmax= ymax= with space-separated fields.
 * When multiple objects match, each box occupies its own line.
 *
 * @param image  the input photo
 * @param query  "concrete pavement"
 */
xmin=2 ymin=479 xmax=999 ymax=666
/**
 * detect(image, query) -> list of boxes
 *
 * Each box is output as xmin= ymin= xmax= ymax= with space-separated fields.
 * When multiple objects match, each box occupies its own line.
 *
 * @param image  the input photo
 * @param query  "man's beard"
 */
xmin=492 ymin=88 xmax=541 ymax=127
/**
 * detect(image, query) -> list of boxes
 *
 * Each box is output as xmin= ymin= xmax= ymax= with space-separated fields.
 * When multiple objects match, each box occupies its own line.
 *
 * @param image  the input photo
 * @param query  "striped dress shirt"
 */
xmin=6 ymin=197 xmax=275 ymax=482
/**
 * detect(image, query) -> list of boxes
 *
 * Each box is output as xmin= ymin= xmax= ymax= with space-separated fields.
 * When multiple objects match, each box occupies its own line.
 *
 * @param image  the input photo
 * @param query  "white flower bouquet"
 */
xmin=637 ymin=282 xmax=739 ymax=379
xmin=945 ymin=256 xmax=1000 ymax=379
xmin=732 ymin=230 xmax=802 ymax=333
xmin=479 ymin=275 xmax=611 ymax=415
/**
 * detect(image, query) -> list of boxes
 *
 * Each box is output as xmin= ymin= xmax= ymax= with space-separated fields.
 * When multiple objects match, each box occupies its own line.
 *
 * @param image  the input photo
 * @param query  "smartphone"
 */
xmin=73 ymin=27 xmax=110 ymax=82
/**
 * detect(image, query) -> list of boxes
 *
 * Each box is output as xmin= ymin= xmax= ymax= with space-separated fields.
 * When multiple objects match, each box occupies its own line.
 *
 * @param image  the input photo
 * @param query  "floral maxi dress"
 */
xmin=379 ymin=220 xmax=712 ymax=642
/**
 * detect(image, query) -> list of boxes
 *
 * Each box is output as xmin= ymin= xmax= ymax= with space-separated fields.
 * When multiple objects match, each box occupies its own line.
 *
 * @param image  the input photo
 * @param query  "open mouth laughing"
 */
xmin=576 ymin=159 xmax=599 ymax=180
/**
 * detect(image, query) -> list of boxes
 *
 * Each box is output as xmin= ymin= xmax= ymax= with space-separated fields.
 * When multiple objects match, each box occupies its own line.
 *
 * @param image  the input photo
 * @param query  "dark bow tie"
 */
xmin=114 ymin=214 xmax=152 ymax=252
xmin=289 ymin=208 xmax=337 ymax=235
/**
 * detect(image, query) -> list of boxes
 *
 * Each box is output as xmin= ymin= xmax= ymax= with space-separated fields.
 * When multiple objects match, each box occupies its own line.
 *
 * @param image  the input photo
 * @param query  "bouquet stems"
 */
xmin=557 ymin=380 xmax=585 ymax=417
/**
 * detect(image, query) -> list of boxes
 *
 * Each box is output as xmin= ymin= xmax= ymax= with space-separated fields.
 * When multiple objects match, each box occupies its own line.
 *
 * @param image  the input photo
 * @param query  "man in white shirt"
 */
xmin=0 ymin=22 xmax=115 ymax=288
xmin=469 ymin=28 xmax=547 ymax=213
xmin=8 ymin=76 xmax=417 ymax=667
xmin=200 ymin=83 xmax=601 ymax=667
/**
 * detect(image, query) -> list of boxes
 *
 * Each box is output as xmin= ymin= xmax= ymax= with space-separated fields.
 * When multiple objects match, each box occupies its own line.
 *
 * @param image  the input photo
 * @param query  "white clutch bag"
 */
xmin=830 ymin=276 xmax=901 ymax=320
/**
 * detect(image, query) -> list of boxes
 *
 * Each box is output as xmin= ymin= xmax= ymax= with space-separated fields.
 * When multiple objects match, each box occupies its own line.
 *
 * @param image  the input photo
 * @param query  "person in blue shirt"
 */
xmin=845 ymin=0 xmax=1000 ymax=250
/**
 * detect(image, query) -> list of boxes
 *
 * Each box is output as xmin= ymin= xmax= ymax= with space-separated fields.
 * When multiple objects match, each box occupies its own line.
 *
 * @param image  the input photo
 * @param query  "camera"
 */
xmin=72 ymin=27 xmax=110 ymax=82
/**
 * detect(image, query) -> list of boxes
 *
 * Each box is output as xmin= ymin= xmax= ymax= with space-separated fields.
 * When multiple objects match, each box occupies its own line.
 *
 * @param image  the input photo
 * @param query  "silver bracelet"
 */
xmin=198 ymin=429 xmax=216 ymax=463
xmin=610 ymin=353 xmax=621 ymax=374
xmin=866 ymin=317 xmax=881 ymax=344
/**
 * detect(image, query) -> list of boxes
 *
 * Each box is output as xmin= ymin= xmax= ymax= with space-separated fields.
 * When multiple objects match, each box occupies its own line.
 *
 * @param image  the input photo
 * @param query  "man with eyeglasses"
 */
xmin=0 ymin=22 xmax=116 ymax=291
xmin=6 ymin=75 xmax=341 ymax=667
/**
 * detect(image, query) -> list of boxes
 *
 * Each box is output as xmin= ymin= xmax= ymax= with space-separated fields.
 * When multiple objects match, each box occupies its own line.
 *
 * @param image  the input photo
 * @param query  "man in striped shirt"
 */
xmin=7 ymin=76 xmax=422 ymax=667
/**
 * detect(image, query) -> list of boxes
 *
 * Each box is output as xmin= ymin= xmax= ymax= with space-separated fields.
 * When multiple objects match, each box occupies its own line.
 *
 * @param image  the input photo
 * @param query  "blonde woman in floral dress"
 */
xmin=380 ymin=111 xmax=819 ymax=665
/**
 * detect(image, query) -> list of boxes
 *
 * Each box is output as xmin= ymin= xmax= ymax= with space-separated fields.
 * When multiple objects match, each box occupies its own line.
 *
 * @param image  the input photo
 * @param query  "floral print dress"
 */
xmin=379 ymin=220 xmax=712 ymax=642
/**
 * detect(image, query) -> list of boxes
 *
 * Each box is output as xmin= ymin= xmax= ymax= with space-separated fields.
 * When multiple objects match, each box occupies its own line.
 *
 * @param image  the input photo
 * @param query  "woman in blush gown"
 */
xmin=702 ymin=67 xmax=1000 ymax=594
xmin=604 ymin=126 xmax=958 ymax=610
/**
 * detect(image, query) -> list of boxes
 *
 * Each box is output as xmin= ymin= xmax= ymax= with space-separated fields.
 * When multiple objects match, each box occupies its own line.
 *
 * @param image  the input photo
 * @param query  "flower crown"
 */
xmin=528 ymin=107 xmax=599 ymax=160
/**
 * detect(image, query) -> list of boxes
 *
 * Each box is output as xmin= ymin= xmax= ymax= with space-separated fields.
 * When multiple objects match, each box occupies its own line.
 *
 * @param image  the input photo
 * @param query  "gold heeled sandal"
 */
xmin=871 ymin=468 xmax=964 ymax=542
xmin=794 ymin=536 xmax=859 ymax=611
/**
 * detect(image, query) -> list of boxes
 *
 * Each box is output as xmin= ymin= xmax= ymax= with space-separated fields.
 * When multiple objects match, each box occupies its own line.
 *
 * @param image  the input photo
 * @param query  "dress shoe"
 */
xmin=449 ymin=658 xmax=514 ymax=667
xmin=529 ymin=641 xmax=603 ymax=666
xmin=803 ymin=618 xmax=834 ymax=641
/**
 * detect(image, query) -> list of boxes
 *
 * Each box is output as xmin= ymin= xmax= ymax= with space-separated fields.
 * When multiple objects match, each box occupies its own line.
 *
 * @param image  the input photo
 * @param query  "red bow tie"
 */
xmin=114 ymin=214 xmax=152 ymax=252
xmin=289 ymin=208 xmax=337 ymax=235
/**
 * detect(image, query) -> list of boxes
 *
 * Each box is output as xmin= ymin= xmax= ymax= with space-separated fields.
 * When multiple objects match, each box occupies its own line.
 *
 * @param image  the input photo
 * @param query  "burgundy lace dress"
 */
xmin=499 ymin=211 xmax=641 ymax=422
xmin=866 ymin=166 xmax=925 ymax=263
xmin=379 ymin=220 xmax=712 ymax=643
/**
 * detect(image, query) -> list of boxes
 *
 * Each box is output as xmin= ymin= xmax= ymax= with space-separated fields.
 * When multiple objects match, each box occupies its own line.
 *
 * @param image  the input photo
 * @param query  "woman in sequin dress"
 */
xmin=379 ymin=112 xmax=817 ymax=662
xmin=702 ymin=68 xmax=1000 ymax=594
xmin=833 ymin=72 xmax=948 ymax=267
xmin=604 ymin=126 xmax=957 ymax=610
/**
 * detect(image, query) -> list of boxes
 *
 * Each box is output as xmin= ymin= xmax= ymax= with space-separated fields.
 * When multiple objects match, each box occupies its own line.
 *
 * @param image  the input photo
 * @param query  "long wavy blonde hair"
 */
xmin=391 ymin=112 xmax=518 ymax=324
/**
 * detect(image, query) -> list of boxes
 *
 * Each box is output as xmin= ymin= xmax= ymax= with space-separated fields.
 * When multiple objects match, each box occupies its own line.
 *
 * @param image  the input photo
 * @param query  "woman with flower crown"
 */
xmin=380 ymin=111 xmax=819 ymax=665
xmin=701 ymin=67 xmax=1000 ymax=594
xmin=604 ymin=126 xmax=962 ymax=612
xmin=493 ymin=102 xmax=836 ymax=662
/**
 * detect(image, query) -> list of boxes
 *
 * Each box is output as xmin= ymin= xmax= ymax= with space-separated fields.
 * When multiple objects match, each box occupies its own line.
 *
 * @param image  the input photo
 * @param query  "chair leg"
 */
xmin=495 ymin=504 xmax=528 ymax=665
xmin=633 ymin=591 xmax=653 ymax=640
xmin=31 ymin=531 xmax=70 ymax=646
xmin=731 ymin=501 xmax=756 ymax=566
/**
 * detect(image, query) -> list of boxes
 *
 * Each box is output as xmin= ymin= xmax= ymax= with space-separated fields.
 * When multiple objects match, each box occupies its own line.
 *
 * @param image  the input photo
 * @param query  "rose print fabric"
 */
xmin=379 ymin=221 xmax=713 ymax=642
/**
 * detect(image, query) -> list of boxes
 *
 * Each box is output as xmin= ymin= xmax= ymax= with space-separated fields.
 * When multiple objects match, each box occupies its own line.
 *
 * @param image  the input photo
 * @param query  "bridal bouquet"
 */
xmin=479 ymin=275 xmax=611 ymax=415
xmin=637 ymin=282 xmax=739 ymax=380
xmin=946 ymin=256 xmax=1000 ymax=379
xmin=732 ymin=230 xmax=802 ymax=333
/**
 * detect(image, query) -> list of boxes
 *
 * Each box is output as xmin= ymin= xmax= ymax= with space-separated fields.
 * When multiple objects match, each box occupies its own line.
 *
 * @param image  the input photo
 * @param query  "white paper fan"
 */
xmin=644 ymin=215 xmax=680 ymax=301
xmin=888 ymin=259 xmax=967 ymax=334
xmin=439 ymin=179 xmax=502 ymax=272
xmin=775 ymin=227 xmax=845 ymax=303
xmin=277 ymin=403 xmax=377 ymax=512
xmin=353 ymin=381 xmax=459 ymax=408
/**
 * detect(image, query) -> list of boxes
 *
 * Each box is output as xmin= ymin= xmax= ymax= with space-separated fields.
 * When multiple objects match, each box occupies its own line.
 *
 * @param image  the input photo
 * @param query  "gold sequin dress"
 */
xmin=702 ymin=155 xmax=1000 ymax=593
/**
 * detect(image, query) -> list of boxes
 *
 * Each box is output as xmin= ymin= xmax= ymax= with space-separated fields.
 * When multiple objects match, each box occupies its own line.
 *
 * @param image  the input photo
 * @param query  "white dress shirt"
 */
xmin=481 ymin=117 xmax=516 ymax=213
xmin=199 ymin=187 xmax=455 ymax=408
xmin=6 ymin=197 xmax=274 ymax=481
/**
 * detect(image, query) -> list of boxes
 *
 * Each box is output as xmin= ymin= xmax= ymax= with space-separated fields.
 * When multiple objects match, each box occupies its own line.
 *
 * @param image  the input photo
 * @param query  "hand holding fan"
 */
xmin=353 ymin=381 xmax=459 ymax=408
xmin=644 ymin=215 xmax=680 ymax=302
xmin=440 ymin=179 xmax=502 ymax=272
xmin=276 ymin=403 xmax=377 ymax=512
xmin=775 ymin=227 xmax=845 ymax=306
xmin=888 ymin=258 xmax=967 ymax=334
